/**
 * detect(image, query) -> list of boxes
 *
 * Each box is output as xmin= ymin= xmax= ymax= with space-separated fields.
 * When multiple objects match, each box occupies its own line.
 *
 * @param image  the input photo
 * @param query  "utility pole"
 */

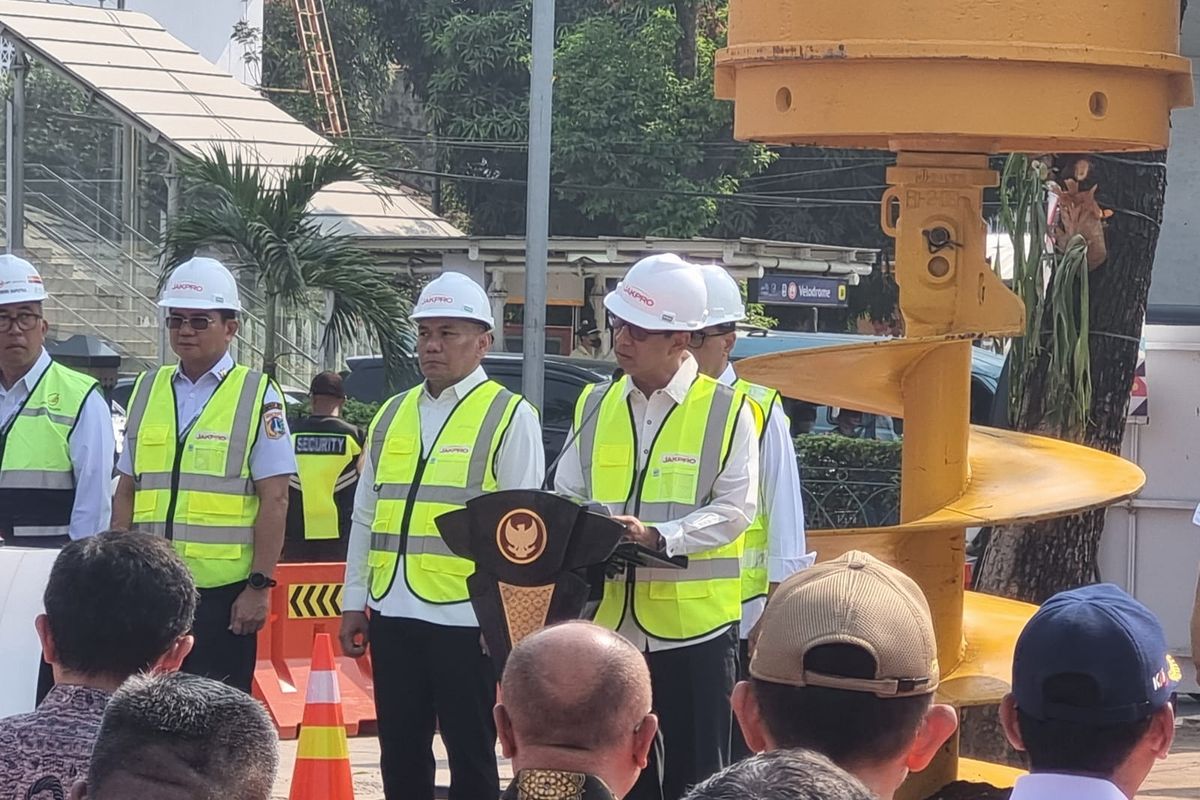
xmin=520 ymin=0 xmax=555 ymax=411
xmin=5 ymin=49 xmax=26 ymax=254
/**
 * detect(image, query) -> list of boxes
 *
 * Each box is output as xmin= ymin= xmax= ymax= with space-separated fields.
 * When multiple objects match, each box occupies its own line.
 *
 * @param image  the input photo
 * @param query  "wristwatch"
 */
xmin=248 ymin=572 xmax=277 ymax=590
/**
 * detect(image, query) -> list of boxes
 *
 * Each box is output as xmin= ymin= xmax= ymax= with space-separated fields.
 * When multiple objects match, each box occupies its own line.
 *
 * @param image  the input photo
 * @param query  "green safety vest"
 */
xmin=294 ymin=431 xmax=362 ymax=540
xmin=734 ymin=377 xmax=782 ymax=604
xmin=367 ymin=380 xmax=522 ymax=604
xmin=574 ymin=373 xmax=747 ymax=641
xmin=0 ymin=361 xmax=98 ymax=539
xmin=125 ymin=364 xmax=269 ymax=589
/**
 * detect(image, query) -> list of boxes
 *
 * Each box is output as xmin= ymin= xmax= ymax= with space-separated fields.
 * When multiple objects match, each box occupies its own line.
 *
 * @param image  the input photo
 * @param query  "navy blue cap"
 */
xmin=1013 ymin=583 xmax=1179 ymax=724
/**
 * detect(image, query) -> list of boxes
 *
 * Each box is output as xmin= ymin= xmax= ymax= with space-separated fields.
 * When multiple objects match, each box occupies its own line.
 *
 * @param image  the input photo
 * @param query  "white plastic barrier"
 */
xmin=0 ymin=547 xmax=59 ymax=717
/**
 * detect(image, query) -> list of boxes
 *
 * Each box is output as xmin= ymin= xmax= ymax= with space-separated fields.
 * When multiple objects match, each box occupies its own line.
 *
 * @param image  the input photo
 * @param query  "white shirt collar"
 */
xmin=621 ymin=352 xmax=698 ymax=404
xmin=718 ymin=362 xmax=737 ymax=386
xmin=174 ymin=351 xmax=235 ymax=386
xmin=422 ymin=364 xmax=488 ymax=402
xmin=1010 ymin=773 xmax=1128 ymax=800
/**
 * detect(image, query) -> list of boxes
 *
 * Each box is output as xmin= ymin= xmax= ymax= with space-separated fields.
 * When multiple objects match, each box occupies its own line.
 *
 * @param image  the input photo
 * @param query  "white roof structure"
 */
xmin=0 ymin=0 xmax=462 ymax=238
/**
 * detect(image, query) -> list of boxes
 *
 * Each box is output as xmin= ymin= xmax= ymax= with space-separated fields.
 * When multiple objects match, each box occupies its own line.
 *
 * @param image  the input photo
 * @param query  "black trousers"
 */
xmin=182 ymin=582 xmax=258 ymax=693
xmin=370 ymin=614 xmax=499 ymax=800
xmin=730 ymin=637 xmax=752 ymax=761
xmin=627 ymin=627 xmax=739 ymax=800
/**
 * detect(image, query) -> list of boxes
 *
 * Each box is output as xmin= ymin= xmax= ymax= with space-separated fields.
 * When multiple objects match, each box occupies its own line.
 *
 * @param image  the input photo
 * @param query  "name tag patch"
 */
xmin=295 ymin=435 xmax=348 ymax=455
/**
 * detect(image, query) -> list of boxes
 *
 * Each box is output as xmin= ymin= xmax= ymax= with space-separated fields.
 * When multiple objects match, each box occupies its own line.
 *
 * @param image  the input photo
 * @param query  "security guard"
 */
xmin=688 ymin=263 xmax=813 ymax=760
xmin=111 ymin=256 xmax=295 ymax=694
xmin=340 ymin=272 xmax=544 ymax=800
xmin=283 ymin=371 xmax=363 ymax=562
xmin=0 ymin=254 xmax=114 ymax=545
xmin=555 ymin=254 xmax=760 ymax=800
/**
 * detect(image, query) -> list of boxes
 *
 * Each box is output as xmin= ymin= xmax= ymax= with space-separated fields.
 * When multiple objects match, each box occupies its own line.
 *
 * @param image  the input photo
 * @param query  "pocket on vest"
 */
xmin=133 ymin=489 xmax=162 ymax=516
xmin=648 ymin=580 xmax=711 ymax=600
xmin=416 ymin=553 xmax=474 ymax=577
xmin=186 ymin=492 xmax=249 ymax=519
xmin=182 ymin=542 xmax=243 ymax=561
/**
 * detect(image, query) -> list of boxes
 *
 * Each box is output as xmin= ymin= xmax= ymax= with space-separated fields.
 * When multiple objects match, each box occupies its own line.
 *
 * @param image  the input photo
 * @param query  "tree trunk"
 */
xmin=263 ymin=292 xmax=279 ymax=380
xmin=674 ymin=0 xmax=698 ymax=79
xmin=975 ymin=151 xmax=1169 ymax=603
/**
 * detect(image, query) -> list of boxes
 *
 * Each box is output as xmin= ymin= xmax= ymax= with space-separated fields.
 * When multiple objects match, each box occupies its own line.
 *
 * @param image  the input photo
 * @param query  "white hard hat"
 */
xmin=410 ymin=272 xmax=494 ymax=330
xmin=0 ymin=254 xmax=47 ymax=304
xmin=697 ymin=263 xmax=746 ymax=327
xmin=159 ymin=257 xmax=242 ymax=311
xmin=604 ymin=253 xmax=708 ymax=331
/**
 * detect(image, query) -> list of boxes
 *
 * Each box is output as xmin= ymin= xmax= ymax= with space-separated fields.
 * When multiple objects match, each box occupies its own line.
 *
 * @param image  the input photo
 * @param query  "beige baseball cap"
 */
xmin=749 ymin=550 xmax=939 ymax=697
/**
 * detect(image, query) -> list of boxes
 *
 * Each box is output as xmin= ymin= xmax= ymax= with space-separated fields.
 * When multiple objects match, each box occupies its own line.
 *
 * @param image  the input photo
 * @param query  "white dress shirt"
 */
xmin=555 ymin=353 xmax=759 ymax=652
xmin=0 ymin=348 xmax=114 ymax=540
xmin=342 ymin=365 xmax=545 ymax=627
xmin=721 ymin=364 xmax=815 ymax=638
xmin=116 ymin=351 xmax=297 ymax=480
xmin=1009 ymin=773 xmax=1129 ymax=800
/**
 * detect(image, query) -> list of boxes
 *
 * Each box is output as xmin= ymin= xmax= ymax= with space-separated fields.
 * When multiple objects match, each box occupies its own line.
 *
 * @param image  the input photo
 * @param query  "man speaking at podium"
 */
xmin=555 ymin=254 xmax=760 ymax=800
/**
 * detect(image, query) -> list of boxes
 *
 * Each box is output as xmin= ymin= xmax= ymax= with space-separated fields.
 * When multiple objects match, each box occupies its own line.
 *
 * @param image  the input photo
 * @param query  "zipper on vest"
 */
xmin=162 ymin=367 xmax=234 ymax=540
xmin=396 ymin=451 xmax=429 ymax=561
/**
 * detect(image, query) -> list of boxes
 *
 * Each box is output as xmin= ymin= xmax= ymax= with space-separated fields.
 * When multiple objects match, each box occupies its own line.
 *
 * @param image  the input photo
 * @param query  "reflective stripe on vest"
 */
xmin=738 ymin=388 xmax=770 ymax=602
xmin=293 ymin=432 xmax=360 ymax=540
xmin=0 ymin=361 xmax=98 ymax=539
xmin=368 ymin=380 xmax=521 ymax=604
xmin=126 ymin=364 xmax=267 ymax=589
xmin=577 ymin=374 xmax=746 ymax=641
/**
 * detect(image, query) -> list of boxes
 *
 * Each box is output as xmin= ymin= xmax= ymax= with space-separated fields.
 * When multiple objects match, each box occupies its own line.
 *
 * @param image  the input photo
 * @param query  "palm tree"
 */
xmin=162 ymin=146 xmax=414 ymax=385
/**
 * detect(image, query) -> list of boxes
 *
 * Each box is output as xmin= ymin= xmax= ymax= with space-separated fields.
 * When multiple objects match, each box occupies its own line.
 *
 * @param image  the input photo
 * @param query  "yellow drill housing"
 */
xmin=717 ymin=1 xmax=1192 ymax=793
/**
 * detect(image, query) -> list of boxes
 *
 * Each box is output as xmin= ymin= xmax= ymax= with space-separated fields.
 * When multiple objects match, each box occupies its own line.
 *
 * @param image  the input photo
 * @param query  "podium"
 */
xmin=436 ymin=489 xmax=685 ymax=672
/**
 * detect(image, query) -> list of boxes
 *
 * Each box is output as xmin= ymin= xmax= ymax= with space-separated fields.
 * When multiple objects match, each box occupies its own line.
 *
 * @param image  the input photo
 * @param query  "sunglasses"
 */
xmin=166 ymin=314 xmax=219 ymax=331
xmin=607 ymin=314 xmax=673 ymax=343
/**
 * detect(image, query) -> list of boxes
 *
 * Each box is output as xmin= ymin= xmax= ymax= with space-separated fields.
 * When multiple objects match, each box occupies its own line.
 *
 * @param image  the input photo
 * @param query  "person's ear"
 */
xmin=151 ymin=634 xmax=195 ymax=674
xmin=998 ymin=694 xmax=1026 ymax=752
xmin=68 ymin=779 xmax=88 ymax=800
xmin=494 ymin=704 xmax=518 ymax=759
xmin=225 ymin=317 xmax=240 ymax=341
xmin=1145 ymin=703 xmax=1175 ymax=761
xmin=904 ymin=703 xmax=959 ymax=773
xmin=632 ymin=713 xmax=658 ymax=768
xmin=35 ymin=614 xmax=58 ymax=665
xmin=731 ymin=681 xmax=770 ymax=754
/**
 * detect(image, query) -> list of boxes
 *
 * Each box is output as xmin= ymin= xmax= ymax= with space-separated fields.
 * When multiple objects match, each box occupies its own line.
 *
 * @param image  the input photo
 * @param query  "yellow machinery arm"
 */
xmin=716 ymin=0 xmax=1192 ymax=794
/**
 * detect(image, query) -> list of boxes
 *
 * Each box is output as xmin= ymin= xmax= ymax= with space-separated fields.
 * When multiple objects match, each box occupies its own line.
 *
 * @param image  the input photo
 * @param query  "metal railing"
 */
xmin=7 ymin=165 xmax=320 ymax=384
xmin=801 ymin=463 xmax=901 ymax=530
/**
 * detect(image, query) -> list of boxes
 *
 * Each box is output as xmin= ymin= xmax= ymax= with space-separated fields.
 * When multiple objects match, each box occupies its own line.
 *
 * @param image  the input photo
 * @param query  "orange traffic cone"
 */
xmin=289 ymin=633 xmax=355 ymax=800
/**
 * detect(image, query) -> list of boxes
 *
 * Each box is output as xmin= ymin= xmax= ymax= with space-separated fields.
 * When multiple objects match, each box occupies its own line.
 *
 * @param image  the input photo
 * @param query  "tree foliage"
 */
xmin=363 ymin=0 xmax=772 ymax=237
xmin=163 ymin=147 xmax=415 ymax=387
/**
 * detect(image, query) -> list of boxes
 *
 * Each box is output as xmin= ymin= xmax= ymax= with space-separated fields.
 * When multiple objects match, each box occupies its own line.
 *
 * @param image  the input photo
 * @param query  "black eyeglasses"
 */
xmin=690 ymin=323 xmax=738 ymax=344
xmin=166 ymin=314 xmax=218 ymax=331
xmin=0 ymin=312 xmax=42 ymax=333
xmin=607 ymin=314 xmax=672 ymax=343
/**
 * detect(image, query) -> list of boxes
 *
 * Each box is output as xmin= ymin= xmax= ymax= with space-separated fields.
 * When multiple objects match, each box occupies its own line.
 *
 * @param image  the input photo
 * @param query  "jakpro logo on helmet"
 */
xmin=623 ymin=284 xmax=655 ymax=308
xmin=422 ymin=294 xmax=455 ymax=306
xmin=171 ymin=282 xmax=205 ymax=294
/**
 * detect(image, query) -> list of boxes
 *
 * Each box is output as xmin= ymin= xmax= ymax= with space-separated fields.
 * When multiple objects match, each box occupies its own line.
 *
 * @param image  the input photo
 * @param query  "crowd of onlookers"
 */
xmin=0 ymin=535 xmax=1180 ymax=800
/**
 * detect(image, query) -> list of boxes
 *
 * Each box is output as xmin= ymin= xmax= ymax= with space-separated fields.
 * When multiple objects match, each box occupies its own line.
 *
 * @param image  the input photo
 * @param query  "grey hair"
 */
xmin=681 ymin=749 xmax=876 ymax=800
xmin=88 ymin=672 xmax=279 ymax=799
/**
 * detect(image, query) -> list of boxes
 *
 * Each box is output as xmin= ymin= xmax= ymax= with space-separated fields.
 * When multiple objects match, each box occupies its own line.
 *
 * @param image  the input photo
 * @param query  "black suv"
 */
xmin=343 ymin=353 xmax=616 ymax=467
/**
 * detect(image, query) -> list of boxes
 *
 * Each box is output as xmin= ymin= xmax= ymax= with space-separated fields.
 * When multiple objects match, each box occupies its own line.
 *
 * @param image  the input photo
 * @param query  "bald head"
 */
xmin=501 ymin=622 xmax=651 ymax=751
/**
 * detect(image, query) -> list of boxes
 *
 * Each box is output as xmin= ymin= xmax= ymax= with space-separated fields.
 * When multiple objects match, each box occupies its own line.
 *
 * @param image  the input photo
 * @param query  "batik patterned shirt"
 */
xmin=0 ymin=684 xmax=110 ymax=800
xmin=501 ymin=769 xmax=618 ymax=800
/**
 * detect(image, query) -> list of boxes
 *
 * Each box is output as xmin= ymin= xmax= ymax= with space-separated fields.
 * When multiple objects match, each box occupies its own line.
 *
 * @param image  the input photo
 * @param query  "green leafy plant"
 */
xmin=999 ymin=155 xmax=1092 ymax=437
xmin=162 ymin=147 xmax=415 ymax=388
